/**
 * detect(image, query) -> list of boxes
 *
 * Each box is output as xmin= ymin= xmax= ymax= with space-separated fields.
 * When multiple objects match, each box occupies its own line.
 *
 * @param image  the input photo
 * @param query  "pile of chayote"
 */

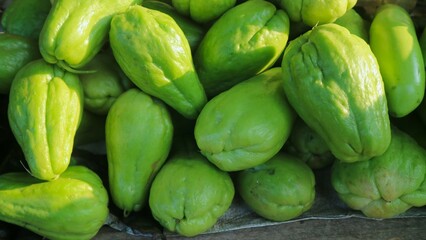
xmin=1 ymin=0 xmax=426 ymax=238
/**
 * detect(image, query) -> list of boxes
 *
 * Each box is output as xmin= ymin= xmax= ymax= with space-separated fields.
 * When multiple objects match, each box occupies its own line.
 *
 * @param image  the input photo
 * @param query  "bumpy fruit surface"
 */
xmin=8 ymin=59 xmax=84 ymax=180
xmin=149 ymin=151 xmax=234 ymax=237
xmin=0 ymin=165 xmax=109 ymax=240
xmin=332 ymin=127 xmax=426 ymax=219
xmin=281 ymin=23 xmax=391 ymax=163
xmin=110 ymin=5 xmax=207 ymax=119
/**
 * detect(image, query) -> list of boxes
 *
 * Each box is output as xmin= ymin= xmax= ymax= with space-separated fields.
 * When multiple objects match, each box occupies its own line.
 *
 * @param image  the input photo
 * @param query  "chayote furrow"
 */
xmin=38 ymin=0 xmax=142 ymax=70
xmin=109 ymin=5 xmax=207 ymax=119
xmin=281 ymin=23 xmax=391 ymax=163
xmin=8 ymin=59 xmax=84 ymax=181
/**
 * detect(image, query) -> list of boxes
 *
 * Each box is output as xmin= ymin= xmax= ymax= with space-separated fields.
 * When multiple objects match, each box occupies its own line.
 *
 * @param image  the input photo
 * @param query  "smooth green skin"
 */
xmin=331 ymin=127 xmax=426 ymax=219
xmin=106 ymin=88 xmax=174 ymax=216
xmin=1 ymin=0 xmax=51 ymax=40
xmin=277 ymin=0 xmax=357 ymax=26
xmin=79 ymin=51 xmax=125 ymax=115
xmin=8 ymin=59 xmax=84 ymax=180
xmin=0 ymin=33 xmax=41 ymax=94
xmin=149 ymin=152 xmax=234 ymax=237
xmin=194 ymin=67 xmax=295 ymax=172
xmin=110 ymin=5 xmax=207 ymax=119
xmin=194 ymin=0 xmax=290 ymax=97
xmin=236 ymin=153 xmax=315 ymax=221
xmin=334 ymin=8 xmax=369 ymax=42
xmin=171 ymin=0 xmax=236 ymax=23
xmin=369 ymin=4 xmax=425 ymax=118
xmin=39 ymin=0 xmax=142 ymax=70
xmin=287 ymin=118 xmax=334 ymax=169
xmin=282 ymin=23 xmax=391 ymax=163
xmin=0 ymin=166 xmax=109 ymax=240
xmin=142 ymin=0 xmax=206 ymax=51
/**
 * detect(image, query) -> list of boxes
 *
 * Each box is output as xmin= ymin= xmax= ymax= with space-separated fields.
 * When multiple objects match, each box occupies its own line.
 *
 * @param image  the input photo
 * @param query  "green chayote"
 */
xmin=194 ymin=0 xmax=290 ymax=97
xmin=149 ymin=150 xmax=234 ymax=237
xmin=282 ymin=23 xmax=391 ymax=163
xmin=171 ymin=0 xmax=236 ymax=23
xmin=0 ymin=166 xmax=109 ymax=240
xmin=236 ymin=153 xmax=316 ymax=221
xmin=8 ymin=59 xmax=84 ymax=180
xmin=39 ymin=0 xmax=142 ymax=70
xmin=332 ymin=127 xmax=426 ymax=219
xmin=195 ymin=68 xmax=295 ymax=171
xmin=0 ymin=33 xmax=41 ymax=94
xmin=106 ymin=88 xmax=174 ymax=216
xmin=109 ymin=5 xmax=207 ymax=119
xmin=276 ymin=0 xmax=357 ymax=26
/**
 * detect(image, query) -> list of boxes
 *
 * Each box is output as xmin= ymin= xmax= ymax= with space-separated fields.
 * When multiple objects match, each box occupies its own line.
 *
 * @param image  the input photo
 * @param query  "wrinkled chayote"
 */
xmin=8 ymin=59 xmax=84 ymax=180
xmin=332 ymin=126 xmax=426 ymax=219
xmin=195 ymin=67 xmax=295 ymax=171
xmin=110 ymin=5 xmax=207 ymax=119
xmin=281 ymin=23 xmax=391 ymax=163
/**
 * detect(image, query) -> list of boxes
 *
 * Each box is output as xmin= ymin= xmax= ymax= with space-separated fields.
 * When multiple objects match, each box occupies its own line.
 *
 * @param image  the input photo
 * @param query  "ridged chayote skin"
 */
xmin=8 ymin=59 xmax=84 ymax=181
xmin=110 ymin=5 xmax=207 ymax=119
xmin=194 ymin=0 xmax=290 ymax=97
xmin=276 ymin=0 xmax=357 ymax=26
xmin=331 ymin=127 xmax=426 ymax=219
xmin=0 ymin=166 xmax=109 ymax=240
xmin=39 ymin=0 xmax=142 ymax=70
xmin=106 ymin=88 xmax=174 ymax=216
xmin=281 ymin=23 xmax=391 ymax=163
xmin=194 ymin=67 xmax=295 ymax=172
xmin=171 ymin=0 xmax=236 ymax=23
xmin=236 ymin=153 xmax=316 ymax=221
xmin=149 ymin=151 xmax=234 ymax=237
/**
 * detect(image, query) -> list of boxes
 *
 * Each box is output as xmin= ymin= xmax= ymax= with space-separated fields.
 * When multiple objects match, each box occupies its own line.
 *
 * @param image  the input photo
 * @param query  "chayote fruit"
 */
xmin=110 ymin=5 xmax=207 ymax=119
xmin=0 ymin=33 xmax=41 ymax=94
xmin=285 ymin=118 xmax=335 ymax=169
xmin=194 ymin=67 xmax=295 ymax=172
xmin=1 ymin=0 xmax=51 ymax=40
xmin=8 ymin=59 xmax=84 ymax=180
xmin=331 ymin=126 xmax=426 ymax=219
xmin=39 ymin=0 xmax=142 ymax=70
xmin=79 ymin=50 xmax=127 ymax=115
xmin=149 ymin=150 xmax=234 ymax=237
xmin=194 ymin=0 xmax=290 ymax=97
xmin=236 ymin=152 xmax=316 ymax=221
xmin=171 ymin=0 xmax=236 ymax=24
xmin=276 ymin=0 xmax=357 ymax=26
xmin=142 ymin=0 xmax=206 ymax=51
xmin=0 ymin=165 xmax=109 ymax=240
xmin=281 ymin=23 xmax=391 ymax=163
xmin=106 ymin=88 xmax=174 ymax=216
xmin=334 ymin=8 xmax=369 ymax=42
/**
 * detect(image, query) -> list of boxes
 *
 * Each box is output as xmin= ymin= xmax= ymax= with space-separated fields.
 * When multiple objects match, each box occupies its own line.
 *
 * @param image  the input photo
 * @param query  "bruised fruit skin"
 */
xmin=332 ymin=127 xmax=426 ymax=219
xmin=281 ymin=23 xmax=391 ymax=163
xmin=195 ymin=68 xmax=295 ymax=172
xmin=8 ymin=59 xmax=84 ymax=181
xmin=106 ymin=88 xmax=174 ymax=216
xmin=110 ymin=5 xmax=207 ymax=119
